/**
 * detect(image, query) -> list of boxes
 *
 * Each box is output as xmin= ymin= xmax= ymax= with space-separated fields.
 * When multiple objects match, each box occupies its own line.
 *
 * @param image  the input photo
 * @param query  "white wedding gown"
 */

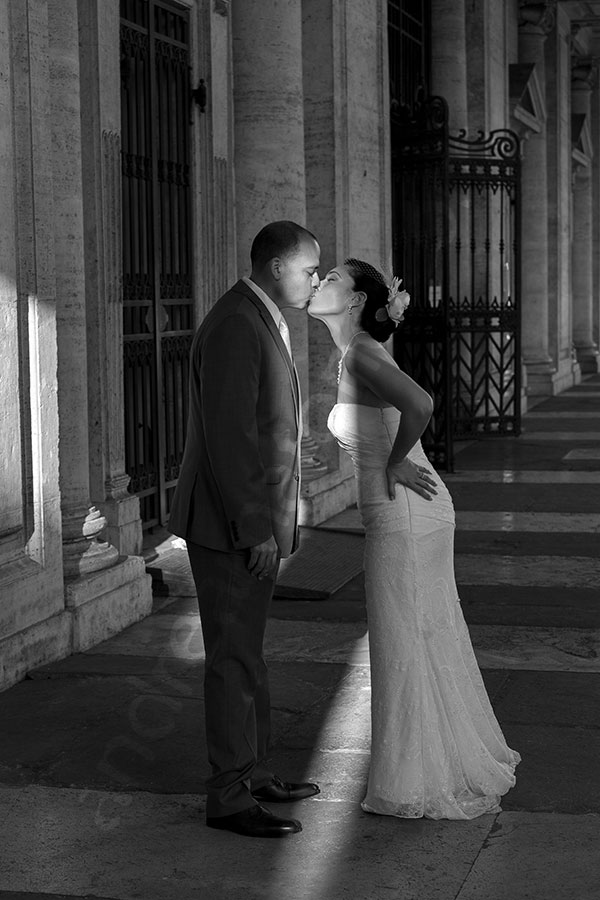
xmin=328 ymin=403 xmax=520 ymax=819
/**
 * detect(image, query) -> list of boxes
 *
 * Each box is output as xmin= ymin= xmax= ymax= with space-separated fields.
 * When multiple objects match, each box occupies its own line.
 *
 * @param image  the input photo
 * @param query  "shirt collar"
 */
xmin=242 ymin=276 xmax=282 ymax=327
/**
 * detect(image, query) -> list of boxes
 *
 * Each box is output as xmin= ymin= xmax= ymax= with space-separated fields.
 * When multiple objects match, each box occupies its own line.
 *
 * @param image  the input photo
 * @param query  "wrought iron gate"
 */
xmin=120 ymin=0 xmax=193 ymax=527
xmin=391 ymin=98 xmax=521 ymax=470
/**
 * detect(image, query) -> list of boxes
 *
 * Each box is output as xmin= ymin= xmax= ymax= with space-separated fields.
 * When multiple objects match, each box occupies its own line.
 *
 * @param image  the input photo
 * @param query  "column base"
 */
xmin=523 ymin=359 xmax=561 ymax=402
xmin=574 ymin=345 xmax=600 ymax=374
xmin=100 ymin=493 xmax=144 ymax=557
xmin=299 ymin=454 xmax=356 ymax=527
xmin=550 ymin=356 xmax=582 ymax=394
xmin=65 ymin=555 xmax=152 ymax=652
xmin=0 ymin=610 xmax=72 ymax=692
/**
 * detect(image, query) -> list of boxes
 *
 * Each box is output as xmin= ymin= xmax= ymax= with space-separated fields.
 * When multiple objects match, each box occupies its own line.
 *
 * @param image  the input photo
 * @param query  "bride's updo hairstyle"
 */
xmin=344 ymin=257 xmax=396 ymax=343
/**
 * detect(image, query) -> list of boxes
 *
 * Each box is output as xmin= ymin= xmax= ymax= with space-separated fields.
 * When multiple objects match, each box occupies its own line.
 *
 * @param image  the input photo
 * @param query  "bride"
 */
xmin=308 ymin=258 xmax=520 ymax=820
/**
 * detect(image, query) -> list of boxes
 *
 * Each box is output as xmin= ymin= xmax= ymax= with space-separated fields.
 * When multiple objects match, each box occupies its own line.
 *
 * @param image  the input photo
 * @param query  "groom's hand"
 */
xmin=386 ymin=459 xmax=437 ymax=501
xmin=248 ymin=535 xmax=279 ymax=580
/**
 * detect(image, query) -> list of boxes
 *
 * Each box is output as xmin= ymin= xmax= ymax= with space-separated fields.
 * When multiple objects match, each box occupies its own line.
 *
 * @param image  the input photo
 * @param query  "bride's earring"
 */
xmin=347 ymin=305 xmax=353 ymax=315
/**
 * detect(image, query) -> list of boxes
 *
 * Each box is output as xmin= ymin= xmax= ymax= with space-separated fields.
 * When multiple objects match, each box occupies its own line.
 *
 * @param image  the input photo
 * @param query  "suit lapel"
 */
xmin=232 ymin=281 xmax=301 ymax=426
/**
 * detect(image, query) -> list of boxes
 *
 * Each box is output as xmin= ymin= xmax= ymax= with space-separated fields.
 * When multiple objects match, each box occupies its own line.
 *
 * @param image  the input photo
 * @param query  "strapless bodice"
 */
xmin=327 ymin=403 xmax=428 ymax=469
xmin=327 ymin=402 xmax=454 ymax=532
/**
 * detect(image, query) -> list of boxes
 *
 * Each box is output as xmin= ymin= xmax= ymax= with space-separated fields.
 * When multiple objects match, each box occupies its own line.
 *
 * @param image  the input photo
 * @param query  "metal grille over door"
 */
xmin=448 ymin=130 xmax=521 ymax=443
xmin=391 ymin=96 xmax=451 ymax=468
xmin=391 ymin=103 xmax=521 ymax=470
xmin=120 ymin=0 xmax=193 ymax=527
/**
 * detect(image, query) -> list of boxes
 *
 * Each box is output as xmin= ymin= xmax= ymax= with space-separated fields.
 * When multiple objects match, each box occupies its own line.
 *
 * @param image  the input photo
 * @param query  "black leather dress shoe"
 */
xmin=252 ymin=775 xmax=320 ymax=803
xmin=206 ymin=804 xmax=302 ymax=838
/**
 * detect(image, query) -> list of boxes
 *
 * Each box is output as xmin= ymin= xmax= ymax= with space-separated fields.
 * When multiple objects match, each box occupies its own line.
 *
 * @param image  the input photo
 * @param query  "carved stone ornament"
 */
xmin=214 ymin=0 xmax=229 ymax=15
xmin=571 ymin=57 xmax=596 ymax=91
xmin=518 ymin=1 xmax=556 ymax=34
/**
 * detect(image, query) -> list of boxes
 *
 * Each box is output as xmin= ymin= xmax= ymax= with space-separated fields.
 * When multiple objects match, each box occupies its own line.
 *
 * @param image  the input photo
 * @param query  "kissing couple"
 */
xmin=168 ymin=220 xmax=519 ymax=838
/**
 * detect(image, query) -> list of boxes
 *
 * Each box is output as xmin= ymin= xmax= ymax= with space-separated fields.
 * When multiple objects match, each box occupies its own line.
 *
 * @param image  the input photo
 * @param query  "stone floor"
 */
xmin=0 ymin=376 xmax=599 ymax=900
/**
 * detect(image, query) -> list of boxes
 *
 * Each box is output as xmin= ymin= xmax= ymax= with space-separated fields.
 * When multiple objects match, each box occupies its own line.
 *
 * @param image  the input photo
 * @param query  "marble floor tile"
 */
xmin=455 ymin=511 xmax=600 ymax=532
xmin=444 ymin=469 xmax=600 ymax=483
xmin=0 ymin=785 xmax=497 ymax=900
xmin=563 ymin=448 xmax=600 ymax=460
xmin=517 ymin=431 xmax=600 ymax=440
xmin=526 ymin=410 xmax=600 ymax=418
xmin=455 ymin=812 xmax=600 ymax=900
xmin=561 ymin=389 xmax=600 ymax=397
xmin=320 ymin=506 xmax=600 ymax=534
xmin=470 ymin=624 xmax=600 ymax=672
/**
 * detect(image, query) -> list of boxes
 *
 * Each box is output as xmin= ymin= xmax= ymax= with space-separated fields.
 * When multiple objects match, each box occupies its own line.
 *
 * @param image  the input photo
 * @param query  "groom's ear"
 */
xmin=270 ymin=257 xmax=282 ymax=281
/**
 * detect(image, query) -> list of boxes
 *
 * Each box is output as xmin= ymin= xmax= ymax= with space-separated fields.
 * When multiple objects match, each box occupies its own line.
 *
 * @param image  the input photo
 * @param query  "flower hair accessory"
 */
xmin=374 ymin=276 xmax=410 ymax=324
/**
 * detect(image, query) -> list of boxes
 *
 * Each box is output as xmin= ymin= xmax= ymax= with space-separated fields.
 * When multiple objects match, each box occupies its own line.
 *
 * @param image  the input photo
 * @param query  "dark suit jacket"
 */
xmin=168 ymin=280 xmax=301 ymax=558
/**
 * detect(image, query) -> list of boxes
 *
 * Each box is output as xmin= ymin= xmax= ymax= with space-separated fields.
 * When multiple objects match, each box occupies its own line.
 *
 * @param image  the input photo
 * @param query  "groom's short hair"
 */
xmin=251 ymin=220 xmax=318 ymax=270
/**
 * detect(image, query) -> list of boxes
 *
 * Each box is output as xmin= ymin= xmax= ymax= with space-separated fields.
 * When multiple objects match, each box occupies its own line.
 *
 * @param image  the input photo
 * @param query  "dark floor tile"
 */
xmin=500 ymin=722 xmax=600 ymax=814
xmin=460 ymin=585 xmax=600 ymax=628
xmin=460 ymin=584 xmax=600 ymax=610
xmin=450 ymin=482 xmax=600 ymax=512
xmin=154 ymin=595 xmax=198 ymax=615
xmin=0 ymin=660 xmax=348 ymax=793
xmin=522 ymin=418 xmax=600 ymax=432
xmin=453 ymin=439 xmax=597 ymax=471
xmin=0 ymin=894 xmax=119 ymax=900
xmin=28 ymin=653 xmax=200 ymax=680
xmin=454 ymin=531 xmax=600 ymax=557
xmin=494 ymin=671 xmax=600 ymax=728
xmin=480 ymin=669 xmax=512 ymax=702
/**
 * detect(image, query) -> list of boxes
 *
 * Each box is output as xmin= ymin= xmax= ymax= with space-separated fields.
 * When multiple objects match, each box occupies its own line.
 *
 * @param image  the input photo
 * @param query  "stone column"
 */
xmin=430 ymin=0 xmax=468 ymax=131
xmin=299 ymin=0 xmax=390 ymax=523
xmin=592 ymin=75 xmax=600 ymax=358
xmin=571 ymin=59 xmax=600 ymax=374
xmin=48 ymin=0 xmax=118 ymax=580
xmin=48 ymin=0 xmax=151 ymax=646
xmin=518 ymin=1 xmax=558 ymax=398
xmin=231 ymin=0 xmax=331 ymax=495
xmin=78 ymin=0 xmax=145 ymax=554
xmin=0 ymin=0 xmax=69 ymax=688
xmin=231 ymin=0 xmax=309 ymax=405
xmin=543 ymin=5 xmax=580 ymax=392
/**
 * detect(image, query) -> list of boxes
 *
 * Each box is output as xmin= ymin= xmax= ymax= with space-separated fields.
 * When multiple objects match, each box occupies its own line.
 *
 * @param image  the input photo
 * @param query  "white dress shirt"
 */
xmin=242 ymin=277 xmax=293 ymax=359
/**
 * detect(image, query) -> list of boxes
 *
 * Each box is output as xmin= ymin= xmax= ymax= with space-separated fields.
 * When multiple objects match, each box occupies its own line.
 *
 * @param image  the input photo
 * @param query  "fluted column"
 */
xmin=571 ymin=60 xmax=600 ymax=374
xmin=48 ymin=0 xmax=119 ymax=580
xmin=518 ymin=1 xmax=557 ymax=397
xmin=78 ymin=0 xmax=144 ymax=554
xmin=231 ymin=0 xmax=310 ymax=408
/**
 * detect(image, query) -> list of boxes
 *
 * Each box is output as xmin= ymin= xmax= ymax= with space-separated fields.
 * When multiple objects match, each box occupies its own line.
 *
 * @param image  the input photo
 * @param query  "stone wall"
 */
xmin=0 ymin=0 xmax=152 ymax=693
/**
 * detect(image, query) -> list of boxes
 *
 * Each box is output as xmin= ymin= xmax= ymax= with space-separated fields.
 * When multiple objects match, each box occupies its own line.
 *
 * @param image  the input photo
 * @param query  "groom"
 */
xmin=169 ymin=221 xmax=321 ymax=837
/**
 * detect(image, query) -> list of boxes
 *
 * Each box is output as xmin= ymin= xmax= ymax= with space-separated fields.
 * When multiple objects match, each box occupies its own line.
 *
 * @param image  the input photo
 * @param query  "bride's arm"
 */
xmin=346 ymin=342 xmax=438 ymax=500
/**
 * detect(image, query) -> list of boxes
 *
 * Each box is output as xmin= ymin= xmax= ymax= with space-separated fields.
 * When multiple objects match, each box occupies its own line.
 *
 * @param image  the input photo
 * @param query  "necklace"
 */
xmin=337 ymin=330 xmax=368 ymax=384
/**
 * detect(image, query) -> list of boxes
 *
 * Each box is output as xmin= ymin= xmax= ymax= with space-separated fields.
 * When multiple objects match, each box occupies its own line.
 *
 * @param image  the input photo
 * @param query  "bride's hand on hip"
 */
xmin=386 ymin=459 xmax=437 ymax=501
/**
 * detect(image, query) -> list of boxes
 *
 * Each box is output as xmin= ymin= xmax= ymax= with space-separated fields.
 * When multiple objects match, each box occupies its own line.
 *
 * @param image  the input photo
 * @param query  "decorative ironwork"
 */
xmin=447 ymin=129 xmax=521 ymax=441
xmin=121 ymin=0 xmax=193 ymax=528
xmin=390 ymin=95 xmax=521 ymax=468
xmin=391 ymin=94 xmax=451 ymax=467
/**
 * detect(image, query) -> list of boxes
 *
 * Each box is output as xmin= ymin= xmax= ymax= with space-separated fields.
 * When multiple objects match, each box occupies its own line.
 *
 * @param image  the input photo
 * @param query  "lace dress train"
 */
xmin=328 ymin=403 xmax=520 ymax=820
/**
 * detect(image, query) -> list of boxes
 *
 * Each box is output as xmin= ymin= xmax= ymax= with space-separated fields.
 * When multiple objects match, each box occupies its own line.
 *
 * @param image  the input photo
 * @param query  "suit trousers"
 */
xmin=187 ymin=541 xmax=276 ymax=818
